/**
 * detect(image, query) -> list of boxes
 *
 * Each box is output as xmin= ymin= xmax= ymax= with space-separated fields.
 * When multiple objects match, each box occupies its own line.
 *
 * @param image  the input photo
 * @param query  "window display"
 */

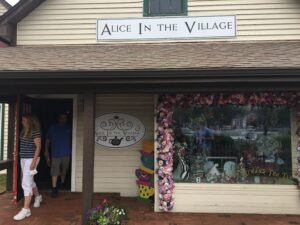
xmin=172 ymin=105 xmax=294 ymax=185
xmin=156 ymin=92 xmax=299 ymax=211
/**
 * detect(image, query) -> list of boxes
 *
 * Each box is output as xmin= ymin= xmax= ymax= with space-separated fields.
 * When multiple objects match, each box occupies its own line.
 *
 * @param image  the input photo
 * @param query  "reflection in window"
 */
xmin=172 ymin=105 xmax=295 ymax=185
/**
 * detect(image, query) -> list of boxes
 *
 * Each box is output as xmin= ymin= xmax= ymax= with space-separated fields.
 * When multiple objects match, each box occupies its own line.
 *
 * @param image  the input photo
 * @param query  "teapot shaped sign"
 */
xmin=95 ymin=113 xmax=145 ymax=148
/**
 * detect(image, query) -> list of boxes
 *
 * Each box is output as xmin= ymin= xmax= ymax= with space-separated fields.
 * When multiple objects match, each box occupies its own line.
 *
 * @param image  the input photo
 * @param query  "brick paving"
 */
xmin=0 ymin=192 xmax=300 ymax=225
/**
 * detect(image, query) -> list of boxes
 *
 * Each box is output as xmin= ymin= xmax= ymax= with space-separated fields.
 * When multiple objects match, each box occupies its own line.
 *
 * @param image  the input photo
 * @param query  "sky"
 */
xmin=6 ymin=0 xmax=19 ymax=6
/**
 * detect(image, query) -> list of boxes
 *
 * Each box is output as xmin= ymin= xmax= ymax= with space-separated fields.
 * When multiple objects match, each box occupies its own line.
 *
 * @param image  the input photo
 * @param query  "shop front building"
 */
xmin=0 ymin=0 xmax=300 ymax=224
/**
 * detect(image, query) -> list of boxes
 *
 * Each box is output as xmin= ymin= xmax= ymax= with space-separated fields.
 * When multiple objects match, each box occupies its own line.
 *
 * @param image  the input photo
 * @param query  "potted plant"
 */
xmin=87 ymin=199 xmax=127 ymax=225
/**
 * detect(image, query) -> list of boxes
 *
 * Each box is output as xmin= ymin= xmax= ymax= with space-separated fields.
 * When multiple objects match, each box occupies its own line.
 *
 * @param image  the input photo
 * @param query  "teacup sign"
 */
xmin=95 ymin=113 xmax=146 ymax=148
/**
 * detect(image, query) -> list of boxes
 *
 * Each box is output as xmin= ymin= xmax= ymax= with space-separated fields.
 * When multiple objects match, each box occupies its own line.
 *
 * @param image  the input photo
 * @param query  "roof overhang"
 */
xmin=0 ymin=0 xmax=46 ymax=45
xmin=0 ymin=36 xmax=298 ymax=94
xmin=0 ymin=41 xmax=299 ymax=94
xmin=0 ymin=68 xmax=299 ymax=94
xmin=0 ymin=0 xmax=11 ymax=10
xmin=0 ymin=0 xmax=46 ymax=24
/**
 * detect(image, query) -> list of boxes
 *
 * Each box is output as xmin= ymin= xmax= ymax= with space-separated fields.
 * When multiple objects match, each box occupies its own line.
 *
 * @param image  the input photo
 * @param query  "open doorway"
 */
xmin=34 ymin=98 xmax=73 ymax=192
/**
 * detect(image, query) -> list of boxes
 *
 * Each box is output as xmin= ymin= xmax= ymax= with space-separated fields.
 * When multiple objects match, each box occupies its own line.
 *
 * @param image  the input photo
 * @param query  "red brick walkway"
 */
xmin=0 ymin=191 xmax=300 ymax=225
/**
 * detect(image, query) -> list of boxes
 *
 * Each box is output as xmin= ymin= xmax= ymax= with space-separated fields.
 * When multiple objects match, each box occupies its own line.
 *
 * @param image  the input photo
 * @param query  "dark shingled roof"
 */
xmin=0 ymin=41 xmax=299 ymax=72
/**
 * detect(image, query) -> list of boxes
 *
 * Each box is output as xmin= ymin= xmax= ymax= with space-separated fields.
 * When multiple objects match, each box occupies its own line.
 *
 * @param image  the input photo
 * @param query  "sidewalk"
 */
xmin=0 ymin=192 xmax=299 ymax=225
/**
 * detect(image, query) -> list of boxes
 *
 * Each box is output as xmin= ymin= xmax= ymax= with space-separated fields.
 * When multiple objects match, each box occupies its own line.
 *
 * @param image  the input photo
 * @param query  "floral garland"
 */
xmin=156 ymin=103 xmax=175 ymax=211
xmin=156 ymin=92 xmax=300 ymax=212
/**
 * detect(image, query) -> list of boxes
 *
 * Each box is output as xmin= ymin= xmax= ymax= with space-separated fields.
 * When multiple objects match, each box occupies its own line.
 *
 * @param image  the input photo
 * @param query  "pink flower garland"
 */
xmin=156 ymin=92 xmax=300 ymax=211
xmin=156 ymin=99 xmax=175 ymax=211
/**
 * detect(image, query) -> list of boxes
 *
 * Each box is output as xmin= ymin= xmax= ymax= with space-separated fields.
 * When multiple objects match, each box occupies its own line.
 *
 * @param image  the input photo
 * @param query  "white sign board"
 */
xmin=97 ymin=16 xmax=236 ymax=40
xmin=95 ymin=113 xmax=145 ymax=148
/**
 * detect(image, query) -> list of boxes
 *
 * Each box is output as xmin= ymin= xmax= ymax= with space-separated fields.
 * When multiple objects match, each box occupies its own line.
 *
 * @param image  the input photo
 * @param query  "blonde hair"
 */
xmin=21 ymin=114 xmax=41 ymax=139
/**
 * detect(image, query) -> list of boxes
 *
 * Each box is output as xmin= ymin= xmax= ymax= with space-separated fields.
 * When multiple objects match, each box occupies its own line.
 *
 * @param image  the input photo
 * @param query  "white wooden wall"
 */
xmin=0 ymin=3 xmax=7 ymax=16
xmin=17 ymin=0 xmax=300 ymax=45
xmin=75 ymin=94 xmax=154 ymax=197
xmin=171 ymin=183 xmax=300 ymax=214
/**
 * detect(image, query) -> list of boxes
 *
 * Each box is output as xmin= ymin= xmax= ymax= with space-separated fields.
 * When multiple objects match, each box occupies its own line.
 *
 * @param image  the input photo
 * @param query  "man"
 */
xmin=195 ymin=119 xmax=214 ymax=157
xmin=44 ymin=112 xmax=72 ymax=197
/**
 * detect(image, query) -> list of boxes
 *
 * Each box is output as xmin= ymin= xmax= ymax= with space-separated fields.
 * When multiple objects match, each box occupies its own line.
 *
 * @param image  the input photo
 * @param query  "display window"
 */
xmin=172 ymin=105 xmax=294 ymax=185
xmin=156 ymin=93 xmax=299 ymax=211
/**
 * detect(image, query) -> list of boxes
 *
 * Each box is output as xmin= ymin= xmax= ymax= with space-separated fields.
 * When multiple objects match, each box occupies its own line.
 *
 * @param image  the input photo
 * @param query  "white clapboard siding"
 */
xmin=154 ymin=107 xmax=300 ymax=214
xmin=17 ymin=0 xmax=300 ymax=45
xmin=75 ymin=94 xmax=154 ymax=197
xmin=0 ymin=3 xmax=7 ymax=16
xmin=170 ymin=184 xmax=300 ymax=214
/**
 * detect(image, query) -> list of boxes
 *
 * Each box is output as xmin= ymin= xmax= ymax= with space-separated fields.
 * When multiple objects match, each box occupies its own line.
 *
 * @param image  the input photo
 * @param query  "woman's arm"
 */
xmin=30 ymin=137 xmax=41 ymax=171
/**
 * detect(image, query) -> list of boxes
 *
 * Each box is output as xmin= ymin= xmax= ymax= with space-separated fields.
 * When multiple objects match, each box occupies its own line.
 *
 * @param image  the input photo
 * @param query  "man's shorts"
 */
xmin=51 ymin=156 xmax=70 ymax=176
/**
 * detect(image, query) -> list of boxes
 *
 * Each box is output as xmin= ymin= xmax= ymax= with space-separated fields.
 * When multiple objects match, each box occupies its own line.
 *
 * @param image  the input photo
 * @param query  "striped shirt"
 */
xmin=20 ymin=130 xmax=41 ymax=159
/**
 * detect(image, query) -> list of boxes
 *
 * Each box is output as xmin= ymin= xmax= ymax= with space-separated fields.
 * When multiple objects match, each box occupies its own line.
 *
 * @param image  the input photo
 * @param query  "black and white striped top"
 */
xmin=20 ymin=130 xmax=41 ymax=159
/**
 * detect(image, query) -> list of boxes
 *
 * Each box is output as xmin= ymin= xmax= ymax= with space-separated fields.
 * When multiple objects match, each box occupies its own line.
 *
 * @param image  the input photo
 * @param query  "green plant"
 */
xmin=87 ymin=199 xmax=127 ymax=225
xmin=0 ymin=174 xmax=6 ymax=193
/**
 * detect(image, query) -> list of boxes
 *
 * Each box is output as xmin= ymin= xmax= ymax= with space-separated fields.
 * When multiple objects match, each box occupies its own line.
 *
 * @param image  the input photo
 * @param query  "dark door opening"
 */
xmin=34 ymin=99 xmax=73 ymax=191
xmin=14 ymin=97 xmax=73 ymax=202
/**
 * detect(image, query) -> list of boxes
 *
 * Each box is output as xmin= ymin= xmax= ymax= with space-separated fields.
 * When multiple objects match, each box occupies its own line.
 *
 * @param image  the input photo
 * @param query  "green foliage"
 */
xmin=87 ymin=199 xmax=127 ymax=225
xmin=0 ymin=174 xmax=6 ymax=193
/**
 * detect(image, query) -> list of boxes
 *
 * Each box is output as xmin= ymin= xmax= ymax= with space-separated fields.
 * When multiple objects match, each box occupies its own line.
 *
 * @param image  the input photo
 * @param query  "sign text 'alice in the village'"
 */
xmin=97 ymin=16 xmax=236 ymax=40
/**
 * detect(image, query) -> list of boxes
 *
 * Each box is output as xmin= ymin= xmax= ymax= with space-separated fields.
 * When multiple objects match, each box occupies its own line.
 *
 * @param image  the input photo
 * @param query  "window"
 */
xmin=144 ymin=0 xmax=187 ymax=16
xmin=172 ymin=105 xmax=295 ymax=185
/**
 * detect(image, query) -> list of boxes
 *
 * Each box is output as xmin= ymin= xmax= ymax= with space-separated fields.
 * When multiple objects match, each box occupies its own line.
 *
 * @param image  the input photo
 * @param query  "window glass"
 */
xmin=149 ymin=0 xmax=160 ymax=14
xmin=145 ymin=0 xmax=186 ymax=16
xmin=160 ymin=0 xmax=182 ymax=14
xmin=172 ymin=105 xmax=295 ymax=185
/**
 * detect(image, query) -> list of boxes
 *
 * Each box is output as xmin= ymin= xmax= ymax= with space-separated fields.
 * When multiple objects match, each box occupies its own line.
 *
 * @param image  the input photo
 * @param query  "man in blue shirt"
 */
xmin=195 ymin=119 xmax=214 ymax=157
xmin=44 ymin=112 xmax=72 ymax=197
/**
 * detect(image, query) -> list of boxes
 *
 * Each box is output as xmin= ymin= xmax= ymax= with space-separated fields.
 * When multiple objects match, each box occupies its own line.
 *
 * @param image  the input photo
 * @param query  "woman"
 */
xmin=14 ymin=114 xmax=43 ymax=221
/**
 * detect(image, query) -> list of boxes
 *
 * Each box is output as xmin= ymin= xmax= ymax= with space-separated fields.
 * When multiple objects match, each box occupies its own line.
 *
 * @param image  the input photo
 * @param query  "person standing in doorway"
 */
xmin=44 ymin=112 xmax=72 ymax=198
xmin=14 ymin=114 xmax=42 ymax=221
